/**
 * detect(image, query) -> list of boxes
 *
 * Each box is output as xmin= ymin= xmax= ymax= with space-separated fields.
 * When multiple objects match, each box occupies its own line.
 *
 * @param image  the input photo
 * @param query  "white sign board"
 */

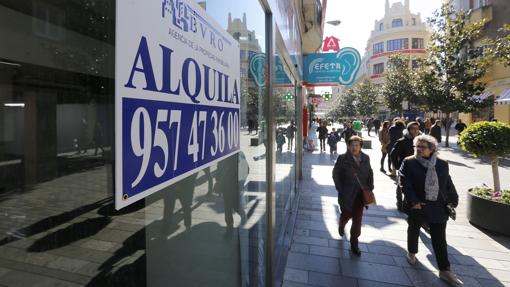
xmin=115 ymin=0 xmax=240 ymax=209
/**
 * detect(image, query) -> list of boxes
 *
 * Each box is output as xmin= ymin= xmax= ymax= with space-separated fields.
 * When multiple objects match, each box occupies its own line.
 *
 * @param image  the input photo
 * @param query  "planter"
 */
xmin=467 ymin=192 xmax=510 ymax=236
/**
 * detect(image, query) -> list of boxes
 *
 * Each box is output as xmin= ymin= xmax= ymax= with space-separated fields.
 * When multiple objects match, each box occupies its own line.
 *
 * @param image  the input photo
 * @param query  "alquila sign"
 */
xmin=115 ymin=0 xmax=240 ymax=209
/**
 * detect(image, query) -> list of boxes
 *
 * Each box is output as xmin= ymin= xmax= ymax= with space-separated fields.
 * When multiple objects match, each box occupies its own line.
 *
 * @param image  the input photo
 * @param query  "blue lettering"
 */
xmin=182 ymin=58 xmax=201 ymax=103
xmin=203 ymin=65 xmax=217 ymax=101
xmin=125 ymin=36 xmax=158 ymax=92
xmin=159 ymin=44 xmax=180 ymax=95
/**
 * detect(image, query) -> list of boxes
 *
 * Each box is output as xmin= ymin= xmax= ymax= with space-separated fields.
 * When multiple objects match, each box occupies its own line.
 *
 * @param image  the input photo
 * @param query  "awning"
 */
xmin=495 ymin=88 xmax=510 ymax=105
xmin=471 ymin=91 xmax=493 ymax=102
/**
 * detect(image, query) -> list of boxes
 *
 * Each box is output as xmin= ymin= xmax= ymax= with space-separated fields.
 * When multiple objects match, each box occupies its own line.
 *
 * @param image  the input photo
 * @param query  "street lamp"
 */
xmin=327 ymin=20 xmax=341 ymax=26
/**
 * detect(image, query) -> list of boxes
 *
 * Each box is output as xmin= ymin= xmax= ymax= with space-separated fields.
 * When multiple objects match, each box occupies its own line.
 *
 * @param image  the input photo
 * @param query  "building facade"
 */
xmin=0 ymin=0 xmax=324 ymax=286
xmin=362 ymin=0 xmax=431 ymax=84
xmin=453 ymin=0 xmax=510 ymax=124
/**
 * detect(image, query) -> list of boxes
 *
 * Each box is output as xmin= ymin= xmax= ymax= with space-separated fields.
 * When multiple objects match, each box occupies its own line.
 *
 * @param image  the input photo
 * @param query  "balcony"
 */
xmin=470 ymin=3 xmax=493 ymax=23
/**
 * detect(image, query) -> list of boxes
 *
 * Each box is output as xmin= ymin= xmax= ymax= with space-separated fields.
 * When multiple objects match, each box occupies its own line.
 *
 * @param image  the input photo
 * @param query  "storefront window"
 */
xmin=0 ymin=1 xmax=267 ymax=286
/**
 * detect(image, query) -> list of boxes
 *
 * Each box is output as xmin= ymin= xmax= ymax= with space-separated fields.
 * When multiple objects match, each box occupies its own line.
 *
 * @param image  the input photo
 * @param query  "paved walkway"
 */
xmin=283 ymin=130 xmax=510 ymax=287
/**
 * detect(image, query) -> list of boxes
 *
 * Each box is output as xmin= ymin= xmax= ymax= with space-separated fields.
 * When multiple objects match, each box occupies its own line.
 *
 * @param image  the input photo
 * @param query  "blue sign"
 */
xmin=303 ymin=47 xmax=361 ymax=86
xmin=116 ymin=0 xmax=240 ymax=209
xmin=249 ymin=54 xmax=292 ymax=87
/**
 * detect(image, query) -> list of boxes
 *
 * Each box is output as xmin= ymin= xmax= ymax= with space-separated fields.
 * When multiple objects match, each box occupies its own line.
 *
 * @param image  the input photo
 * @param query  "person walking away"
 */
xmin=416 ymin=117 xmax=425 ymax=133
xmin=388 ymin=119 xmax=405 ymax=175
xmin=378 ymin=121 xmax=391 ymax=173
xmin=276 ymin=128 xmax=286 ymax=152
xmin=454 ymin=119 xmax=467 ymax=145
xmin=373 ymin=118 xmax=381 ymax=136
xmin=390 ymin=122 xmax=420 ymax=211
xmin=424 ymin=118 xmax=432 ymax=135
xmin=286 ymin=121 xmax=297 ymax=151
xmin=400 ymin=135 xmax=463 ymax=286
xmin=430 ymin=120 xmax=442 ymax=144
xmin=367 ymin=118 xmax=374 ymax=136
xmin=307 ymin=120 xmax=319 ymax=151
xmin=317 ymin=121 xmax=329 ymax=153
xmin=332 ymin=136 xmax=374 ymax=256
xmin=340 ymin=122 xmax=355 ymax=148
xmin=327 ymin=128 xmax=341 ymax=154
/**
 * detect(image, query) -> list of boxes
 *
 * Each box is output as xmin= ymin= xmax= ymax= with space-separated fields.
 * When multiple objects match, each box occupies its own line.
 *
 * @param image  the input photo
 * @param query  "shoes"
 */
xmin=338 ymin=225 xmax=345 ymax=237
xmin=406 ymin=252 xmax=417 ymax=265
xmin=351 ymin=246 xmax=361 ymax=256
xmin=439 ymin=270 xmax=464 ymax=286
xmin=380 ymin=168 xmax=386 ymax=173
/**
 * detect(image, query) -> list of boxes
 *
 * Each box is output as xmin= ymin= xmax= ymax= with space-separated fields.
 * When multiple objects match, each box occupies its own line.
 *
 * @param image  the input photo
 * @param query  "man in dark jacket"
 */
xmin=317 ymin=122 xmax=329 ymax=152
xmin=372 ymin=118 xmax=381 ymax=135
xmin=390 ymin=122 xmax=420 ymax=211
xmin=340 ymin=122 xmax=355 ymax=147
xmin=399 ymin=135 xmax=462 ymax=286
xmin=332 ymin=136 xmax=374 ymax=256
xmin=454 ymin=119 xmax=467 ymax=144
xmin=430 ymin=120 xmax=442 ymax=144
xmin=388 ymin=119 xmax=405 ymax=174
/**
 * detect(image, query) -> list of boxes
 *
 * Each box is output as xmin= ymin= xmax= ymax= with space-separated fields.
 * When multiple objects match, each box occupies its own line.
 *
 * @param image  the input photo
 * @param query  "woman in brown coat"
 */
xmin=378 ymin=121 xmax=391 ymax=173
xmin=332 ymin=136 xmax=374 ymax=256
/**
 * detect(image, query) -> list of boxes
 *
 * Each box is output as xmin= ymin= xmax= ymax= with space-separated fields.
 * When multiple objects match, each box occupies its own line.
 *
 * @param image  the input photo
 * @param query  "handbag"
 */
xmin=438 ymin=187 xmax=456 ymax=221
xmin=354 ymin=173 xmax=376 ymax=206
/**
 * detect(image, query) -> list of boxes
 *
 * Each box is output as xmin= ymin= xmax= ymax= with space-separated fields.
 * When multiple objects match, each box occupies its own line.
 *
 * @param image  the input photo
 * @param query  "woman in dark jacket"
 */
xmin=399 ymin=135 xmax=463 ymax=286
xmin=332 ymin=136 xmax=374 ymax=256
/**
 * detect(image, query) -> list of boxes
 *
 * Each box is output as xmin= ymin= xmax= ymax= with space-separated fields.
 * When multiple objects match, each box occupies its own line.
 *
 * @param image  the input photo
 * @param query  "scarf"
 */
xmin=416 ymin=154 xmax=439 ymax=201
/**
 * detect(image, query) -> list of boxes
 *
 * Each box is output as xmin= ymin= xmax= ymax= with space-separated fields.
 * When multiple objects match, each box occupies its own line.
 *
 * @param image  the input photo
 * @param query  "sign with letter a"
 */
xmin=115 ymin=0 xmax=240 ymax=209
xmin=322 ymin=36 xmax=340 ymax=52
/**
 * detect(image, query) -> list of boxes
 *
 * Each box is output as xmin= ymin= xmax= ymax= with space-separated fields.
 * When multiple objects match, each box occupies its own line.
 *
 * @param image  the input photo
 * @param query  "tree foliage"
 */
xmin=327 ymin=88 xmax=357 ymax=119
xmin=353 ymin=79 xmax=380 ymax=117
xmin=381 ymin=54 xmax=418 ymax=114
xmin=485 ymin=24 xmax=510 ymax=67
xmin=460 ymin=121 xmax=510 ymax=157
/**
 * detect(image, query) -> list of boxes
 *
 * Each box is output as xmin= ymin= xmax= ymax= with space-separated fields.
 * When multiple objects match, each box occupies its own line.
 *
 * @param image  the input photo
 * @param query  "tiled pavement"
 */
xmin=283 ymin=130 xmax=510 ymax=287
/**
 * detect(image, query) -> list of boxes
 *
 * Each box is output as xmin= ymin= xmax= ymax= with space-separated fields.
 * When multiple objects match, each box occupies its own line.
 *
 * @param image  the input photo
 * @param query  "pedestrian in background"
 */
xmin=454 ymin=119 xmax=467 ymax=145
xmin=367 ymin=118 xmax=374 ymax=136
xmin=388 ymin=119 xmax=405 ymax=175
xmin=390 ymin=122 xmax=420 ymax=211
xmin=340 ymin=122 xmax=355 ymax=148
xmin=378 ymin=121 xmax=391 ymax=173
xmin=327 ymin=128 xmax=341 ymax=154
xmin=373 ymin=118 xmax=381 ymax=136
xmin=399 ymin=135 xmax=463 ymax=286
xmin=430 ymin=120 xmax=442 ymax=144
xmin=424 ymin=118 xmax=432 ymax=135
xmin=317 ymin=121 xmax=329 ymax=153
xmin=332 ymin=136 xmax=374 ymax=256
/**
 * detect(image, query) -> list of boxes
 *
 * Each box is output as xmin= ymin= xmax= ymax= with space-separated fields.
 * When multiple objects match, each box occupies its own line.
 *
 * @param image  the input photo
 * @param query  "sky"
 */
xmin=323 ymin=0 xmax=444 ymax=54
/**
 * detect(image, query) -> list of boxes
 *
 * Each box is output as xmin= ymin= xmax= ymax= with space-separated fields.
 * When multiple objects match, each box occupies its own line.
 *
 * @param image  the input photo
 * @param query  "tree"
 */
xmin=460 ymin=121 xmax=510 ymax=192
xmin=353 ymin=79 xmax=380 ymax=117
xmin=416 ymin=3 xmax=492 ymax=147
xmin=327 ymin=88 xmax=357 ymax=120
xmin=381 ymin=54 xmax=418 ymax=115
xmin=485 ymin=24 xmax=510 ymax=67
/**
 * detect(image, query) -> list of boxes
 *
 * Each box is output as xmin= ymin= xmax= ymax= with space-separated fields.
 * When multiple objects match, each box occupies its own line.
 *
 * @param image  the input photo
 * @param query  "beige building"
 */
xmin=359 ymin=0 xmax=431 ymax=85
xmin=453 ymin=0 xmax=510 ymax=125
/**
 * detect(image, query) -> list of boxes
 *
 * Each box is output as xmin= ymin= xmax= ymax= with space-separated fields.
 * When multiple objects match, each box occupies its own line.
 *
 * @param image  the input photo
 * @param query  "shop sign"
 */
xmin=249 ymin=54 xmax=292 ymax=87
xmin=115 ymin=0 xmax=240 ymax=209
xmin=322 ymin=36 xmax=340 ymax=52
xmin=303 ymin=48 xmax=361 ymax=87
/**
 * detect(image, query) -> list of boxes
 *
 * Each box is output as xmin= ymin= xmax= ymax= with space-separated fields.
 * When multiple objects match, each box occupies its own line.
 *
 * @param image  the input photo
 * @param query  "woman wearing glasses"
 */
xmin=399 ymin=135 xmax=463 ymax=286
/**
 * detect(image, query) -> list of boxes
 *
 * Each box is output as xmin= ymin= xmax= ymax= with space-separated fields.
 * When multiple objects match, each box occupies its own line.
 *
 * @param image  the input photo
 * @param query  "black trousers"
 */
xmin=319 ymin=138 xmax=326 ymax=151
xmin=407 ymin=212 xmax=450 ymax=271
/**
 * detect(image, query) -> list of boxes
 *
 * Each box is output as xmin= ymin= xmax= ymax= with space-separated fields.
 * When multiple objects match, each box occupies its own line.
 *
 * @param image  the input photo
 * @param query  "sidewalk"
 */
xmin=283 ymin=130 xmax=510 ymax=287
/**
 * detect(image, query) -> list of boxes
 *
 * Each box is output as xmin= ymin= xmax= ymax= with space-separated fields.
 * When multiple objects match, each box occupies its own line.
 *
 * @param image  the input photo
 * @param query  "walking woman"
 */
xmin=399 ymin=135 xmax=463 ymax=286
xmin=332 ymin=136 xmax=374 ymax=256
xmin=378 ymin=121 xmax=391 ymax=173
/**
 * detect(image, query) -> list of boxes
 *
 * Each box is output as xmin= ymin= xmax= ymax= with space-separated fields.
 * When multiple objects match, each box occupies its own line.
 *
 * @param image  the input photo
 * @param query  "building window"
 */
xmin=387 ymin=38 xmax=409 ymax=51
xmin=412 ymin=18 xmax=416 ymax=25
xmin=379 ymin=22 xmax=384 ymax=31
xmin=373 ymin=42 xmax=384 ymax=55
xmin=373 ymin=63 xmax=384 ymax=74
xmin=411 ymin=59 xmax=420 ymax=69
xmin=233 ymin=32 xmax=241 ymax=40
xmin=412 ymin=38 xmax=424 ymax=49
xmin=392 ymin=18 xmax=403 ymax=28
